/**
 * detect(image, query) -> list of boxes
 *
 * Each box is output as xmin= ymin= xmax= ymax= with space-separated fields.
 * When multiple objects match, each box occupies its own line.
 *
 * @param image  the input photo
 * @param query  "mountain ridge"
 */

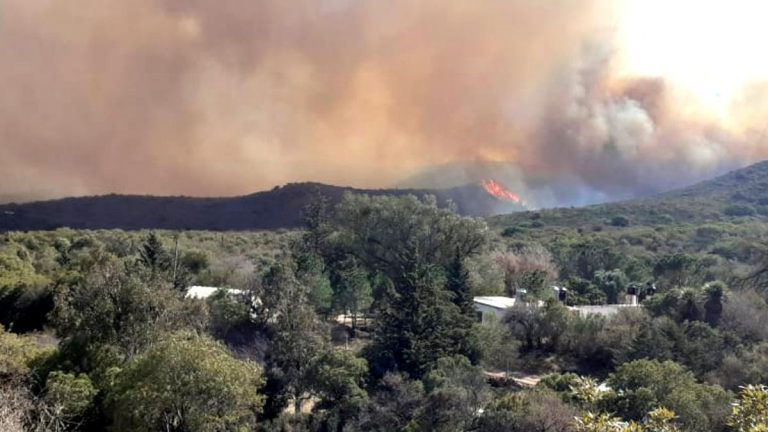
xmin=0 ymin=181 xmax=524 ymax=232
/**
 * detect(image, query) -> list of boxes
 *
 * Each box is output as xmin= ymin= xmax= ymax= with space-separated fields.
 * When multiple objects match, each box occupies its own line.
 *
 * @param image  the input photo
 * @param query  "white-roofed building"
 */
xmin=473 ymin=296 xmax=517 ymax=322
xmin=185 ymin=286 xmax=244 ymax=300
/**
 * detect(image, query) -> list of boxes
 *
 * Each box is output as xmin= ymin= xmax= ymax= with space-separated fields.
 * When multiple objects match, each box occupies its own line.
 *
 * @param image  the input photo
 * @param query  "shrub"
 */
xmin=108 ymin=332 xmax=265 ymax=431
xmin=610 ymin=215 xmax=630 ymax=227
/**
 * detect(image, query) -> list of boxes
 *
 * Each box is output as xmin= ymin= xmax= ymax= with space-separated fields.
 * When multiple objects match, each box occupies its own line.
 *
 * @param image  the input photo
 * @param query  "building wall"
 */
xmin=474 ymin=303 xmax=507 ymax=322
xmin=569 ymin=304 xmax=639 ymax=318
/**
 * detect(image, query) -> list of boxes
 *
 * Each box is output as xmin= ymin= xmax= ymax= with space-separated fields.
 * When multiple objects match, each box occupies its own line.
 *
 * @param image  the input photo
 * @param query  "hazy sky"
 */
xmin=1 ymin=0 xmax=767 ymax=206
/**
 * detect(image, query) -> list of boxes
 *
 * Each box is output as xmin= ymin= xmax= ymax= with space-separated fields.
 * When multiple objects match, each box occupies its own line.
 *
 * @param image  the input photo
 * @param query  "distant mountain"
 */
xmin=489 ymin=160 xmax=768 ymax=230
xmin=0 ymin=182 xmax=525 ymax=232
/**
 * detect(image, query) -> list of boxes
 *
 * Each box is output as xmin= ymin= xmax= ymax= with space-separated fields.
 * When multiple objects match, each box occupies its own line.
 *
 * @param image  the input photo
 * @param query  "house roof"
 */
xmin=185 ymin=286 xmax=244 ymax=299
xmin=473 ymin=296 xmax=517 ymax=310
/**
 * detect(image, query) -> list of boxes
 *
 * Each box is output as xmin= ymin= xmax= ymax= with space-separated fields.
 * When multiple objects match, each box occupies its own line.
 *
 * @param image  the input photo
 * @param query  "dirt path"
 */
xmin=484 ymin=370 xmax=542 ymax=388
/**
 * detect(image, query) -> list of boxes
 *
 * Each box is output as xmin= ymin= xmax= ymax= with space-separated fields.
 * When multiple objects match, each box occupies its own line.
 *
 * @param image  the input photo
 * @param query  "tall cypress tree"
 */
xmin=139 ymin=231 xmax=168 ymax=279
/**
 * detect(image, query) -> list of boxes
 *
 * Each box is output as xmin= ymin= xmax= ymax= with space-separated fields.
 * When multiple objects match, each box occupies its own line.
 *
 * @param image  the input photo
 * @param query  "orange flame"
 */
xmin=482 ymin=179 xmax=521 ymax=203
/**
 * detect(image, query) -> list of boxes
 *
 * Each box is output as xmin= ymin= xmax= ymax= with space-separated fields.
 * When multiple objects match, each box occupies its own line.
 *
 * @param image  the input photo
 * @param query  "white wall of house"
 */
xmin=475 ymin=303 xmax=507 ymax=320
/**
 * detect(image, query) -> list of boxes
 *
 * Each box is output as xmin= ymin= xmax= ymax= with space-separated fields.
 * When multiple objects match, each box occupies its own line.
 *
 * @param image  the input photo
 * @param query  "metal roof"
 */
xmin=185 ymin=286 xmax=244 ymax=299
xmin=473 ymin=296 xmax=517 ymax=310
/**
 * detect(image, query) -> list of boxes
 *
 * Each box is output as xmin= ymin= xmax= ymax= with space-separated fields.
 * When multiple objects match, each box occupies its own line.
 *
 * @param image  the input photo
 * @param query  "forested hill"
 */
xmin=489 ymin=160 xmax=768 ymax=230
xmin=0 ymin=182 xmax=523 ymax=231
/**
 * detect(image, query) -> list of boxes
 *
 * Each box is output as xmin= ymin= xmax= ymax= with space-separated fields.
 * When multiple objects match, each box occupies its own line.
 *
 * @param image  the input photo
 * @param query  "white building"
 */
xmin=567 ymin=304 xmax=640 ymax=318
xmin=473 ymin=296 xmax=518 ymax=322
xmin=473 ymin=294 xmax=641 ymax=322
xmin=185 ymin=286 xmax=244 ymax=300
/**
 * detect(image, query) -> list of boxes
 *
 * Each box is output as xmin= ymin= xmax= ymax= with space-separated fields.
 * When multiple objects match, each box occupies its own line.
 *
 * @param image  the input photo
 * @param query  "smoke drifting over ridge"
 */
xmin=1 ymin=0 xmax=766 ymax=206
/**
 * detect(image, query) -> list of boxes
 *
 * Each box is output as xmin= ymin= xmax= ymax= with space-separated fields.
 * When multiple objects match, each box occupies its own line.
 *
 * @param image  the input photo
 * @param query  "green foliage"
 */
xmin=308 ymin=349 xmax=368 ymax=428
xmin=351 ymin=373 xmax=425 ymax=432
xmin=207 ymin=289 xmax=250 ymax=339
xmin=108 ymin=332 xmax=264 ymax=432
xmin=574 ymin=408 xmax=681 ymax=432
xmin=566 ymin=277 xmax=608 ymax=305
xmin=408 ymin=356 xmax=490 ymax=432
xmin=610 ymin=215 xmax=630 ymax=227
xmin=476 ymin=391 xmax=579 ymax=432
xmin=501 ymin=226 xmax=523 ymax=237
xmin=320 ymin=194 xmax=487 ymax=378
xmin=0 ymin=253 xmax=52 ymax=332
xmin=138 ymin=231 xmax=169 ymax=278
xmin=54 ymin=259 xmax=173 ymax=360
xmin=724 ymin=204 xmax=757 ymax=217
xmin=495 ymin=245 xmax=558 ymax=298
xmin=180 ymin=249 xmax=210 ymax=274
xmin=594 ymin=269 xmax=628 ymax=304
xmin=260 ymin=262 xmax=327 ymax=415
xmin=0 ymin=326 xmax=52 ymax=381
xmin=703 ymin=281 xmax=727 ymax=326
xmin=728 ymin=385 xmax=768 ymax=432
xmin=505 ymin=298 xmax=569 ymax=352
xmin=332 ymin=259 xmax=373 ymax=335
xmin=295 ymin=252 xmax=334 ymax=318
xmin=43 ymin=371 xmax=97 ymax=427
xmin=473 ymin=314 xmax=518 ymax=372
xmin=605 ymin=359 xmax=730 ymax=431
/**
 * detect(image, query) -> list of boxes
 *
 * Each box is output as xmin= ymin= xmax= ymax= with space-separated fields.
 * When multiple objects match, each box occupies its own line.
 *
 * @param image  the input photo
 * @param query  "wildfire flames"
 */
xmin=482 ymin=179 xmax=521 ymax=204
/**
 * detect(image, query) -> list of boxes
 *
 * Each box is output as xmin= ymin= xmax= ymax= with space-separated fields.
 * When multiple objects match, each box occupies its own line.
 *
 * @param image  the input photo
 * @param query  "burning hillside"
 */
xmin=482 ymin=180 xmax=522 ymax=204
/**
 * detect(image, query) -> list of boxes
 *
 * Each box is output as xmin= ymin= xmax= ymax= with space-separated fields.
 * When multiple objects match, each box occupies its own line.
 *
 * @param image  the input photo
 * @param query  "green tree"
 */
xmin=261 ymin=262 xmax=326 ymax=415
xmin=703 ymin=281 xmax=727 ymax=327
xmin=308 ymin=349 xmax=369 ymax=431
xmin=505 ymin=298 xmax=569 ymax=352
xmin=52 ymin=258 xmax=190 ymax=370
xmin=138 ymin=232 xmax=168 ymax=280
xmin=108 ymin=332 xmax=264 ymax=432
xmin=295 ymin=252 xmax=334 ymax=318
xmin=334 ymin=259 xmax=373 ymax=338
xmin=410 ymin=355 xmax=490 ymax=432
xmin=41 ymin=372 xmax=97 ymax=431
xmin=594 ymin=269 xmax=628 ymax=304
xmin=325 ymin=194 xmax=488 ymax=378
xmin=351 ymin=373 xmax=425 ymax=432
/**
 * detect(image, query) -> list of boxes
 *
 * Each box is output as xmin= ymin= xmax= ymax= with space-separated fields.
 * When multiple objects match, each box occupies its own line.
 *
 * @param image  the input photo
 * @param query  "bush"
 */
xmin=610 ymin=215 xmax=630 ymax=227
xmin=108 ymin=332 xmax=265 ymax=431
xmin=501 ymin=226 xmax=523 ymax=237
xmin=0 ymin=326 xmax=52 ymax=382
xmin=605 ymin=359 xmax=730 ymax=431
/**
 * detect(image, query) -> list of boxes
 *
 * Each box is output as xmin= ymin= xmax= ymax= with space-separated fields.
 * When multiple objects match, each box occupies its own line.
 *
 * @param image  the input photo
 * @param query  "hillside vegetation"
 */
xmin=491 ymin=160 xmax=768 ymax=230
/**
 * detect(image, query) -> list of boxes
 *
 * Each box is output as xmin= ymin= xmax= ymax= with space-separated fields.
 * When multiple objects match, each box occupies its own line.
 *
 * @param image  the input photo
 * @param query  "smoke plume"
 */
xmin=0 ymin=0 xmax=765 ymax=206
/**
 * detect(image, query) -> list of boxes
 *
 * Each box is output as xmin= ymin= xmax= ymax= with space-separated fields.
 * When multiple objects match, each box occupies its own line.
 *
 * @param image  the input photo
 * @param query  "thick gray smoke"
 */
xmin=0 ymin=0 xmax=764 ymax=205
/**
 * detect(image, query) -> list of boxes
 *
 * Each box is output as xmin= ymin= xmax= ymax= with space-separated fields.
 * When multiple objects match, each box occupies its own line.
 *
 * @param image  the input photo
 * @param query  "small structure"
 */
xmin=473 ymin=296 xmax=517 ymax=322
xmin=185 ymin=286 xmax=244 ymax=300
xmin=551 ymin=286 xmax=569 ymax=303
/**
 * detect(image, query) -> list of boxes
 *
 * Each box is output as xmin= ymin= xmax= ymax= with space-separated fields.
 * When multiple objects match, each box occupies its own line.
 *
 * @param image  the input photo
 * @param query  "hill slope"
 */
xmin=489 ymin=160 xmax=768 ymax=231
xmin=0 ymin=182 xmax=523 ymax=232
